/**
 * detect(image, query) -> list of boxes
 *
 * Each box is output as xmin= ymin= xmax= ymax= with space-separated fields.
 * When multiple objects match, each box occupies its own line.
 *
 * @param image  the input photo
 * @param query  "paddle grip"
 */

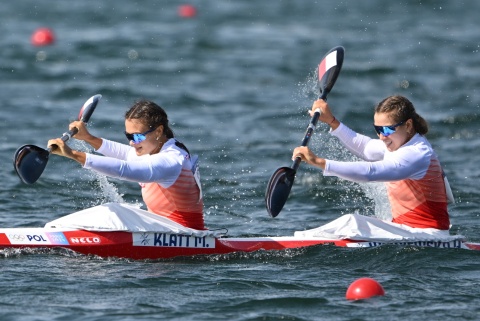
xmin=61 ymin=127 xmax=78 ymax=143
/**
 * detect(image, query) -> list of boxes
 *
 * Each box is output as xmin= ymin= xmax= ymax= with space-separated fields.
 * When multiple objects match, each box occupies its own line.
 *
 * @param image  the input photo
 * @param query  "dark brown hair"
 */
xmin=374 ymin=95 xmax=428 ymax=135
xmin=125 ymin=100 xmax=174 ymax=138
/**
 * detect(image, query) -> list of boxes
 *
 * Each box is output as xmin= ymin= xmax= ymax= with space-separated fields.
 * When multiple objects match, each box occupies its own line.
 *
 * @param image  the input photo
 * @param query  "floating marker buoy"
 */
xmin=178 ymin=4 xmax=197 ymax=18
xmin=346 ymin=277 xmax=385 ymax=300
xmin=31 ymin=28 xmax=55 ymax=46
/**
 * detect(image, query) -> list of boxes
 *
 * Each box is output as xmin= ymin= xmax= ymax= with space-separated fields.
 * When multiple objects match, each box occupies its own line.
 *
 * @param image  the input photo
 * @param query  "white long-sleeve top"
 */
xmin=83 ymin=138 xmax=188 ymax=188
xmin=323 ymin=123 xmax=433 ymax=182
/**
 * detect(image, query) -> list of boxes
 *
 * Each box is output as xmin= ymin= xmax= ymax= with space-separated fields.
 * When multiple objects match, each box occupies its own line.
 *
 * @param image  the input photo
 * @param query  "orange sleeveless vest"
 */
xmin=141 ymin=167 xmax=205 ymax=230
xmin=387 ymin=156 xmax=450 ymax=230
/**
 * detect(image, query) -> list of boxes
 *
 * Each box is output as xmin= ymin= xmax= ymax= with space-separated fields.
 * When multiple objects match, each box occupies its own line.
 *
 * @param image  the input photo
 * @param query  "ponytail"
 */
xmin=412 ymin=112 xmax=428 ymax=135
xmin=164 ymin=127 xmax=175 ymax=139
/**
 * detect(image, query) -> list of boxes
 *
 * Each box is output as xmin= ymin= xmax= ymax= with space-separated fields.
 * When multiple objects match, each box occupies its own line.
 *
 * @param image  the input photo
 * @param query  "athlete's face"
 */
xmin=125 ymin=119 xmax=163 ymax=156
xmin=373 ymin=112 xmax=413 ymax=152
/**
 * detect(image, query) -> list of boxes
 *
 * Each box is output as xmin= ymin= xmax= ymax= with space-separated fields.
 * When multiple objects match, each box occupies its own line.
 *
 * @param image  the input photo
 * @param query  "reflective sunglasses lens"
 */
xmin=373 ymin=125 xmax=394 ymax=137
xmin=382 ymin=126 xmax=395 ymax=136
xmin=125 ymin=133 xmax=147 ymax=144
xmin=133 ymin=134 xmax=147 ymax=143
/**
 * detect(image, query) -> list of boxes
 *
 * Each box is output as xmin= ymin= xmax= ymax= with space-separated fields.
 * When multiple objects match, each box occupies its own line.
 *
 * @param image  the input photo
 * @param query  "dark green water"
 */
xmin=1 ymin=1 xmax=480 ymax=320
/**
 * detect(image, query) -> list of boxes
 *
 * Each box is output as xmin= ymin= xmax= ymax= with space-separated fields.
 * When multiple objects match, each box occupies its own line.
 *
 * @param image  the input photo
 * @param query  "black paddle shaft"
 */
xmin=292 ymin=90 xmax=329 ymax=171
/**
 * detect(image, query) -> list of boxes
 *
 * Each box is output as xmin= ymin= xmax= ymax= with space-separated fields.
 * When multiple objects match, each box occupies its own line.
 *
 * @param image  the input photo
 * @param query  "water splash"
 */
xmin=71 ymin=140 xmax=125 ymax=205
xmin=95 ymin=174 xmax=125 ymax=203
xmin=294 ymin=75 xmax=392 ymax=221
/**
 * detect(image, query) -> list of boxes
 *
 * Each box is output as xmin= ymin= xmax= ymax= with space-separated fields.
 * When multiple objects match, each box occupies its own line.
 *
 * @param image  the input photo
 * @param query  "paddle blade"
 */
xmin=78 ymin=94 xmax=102 ymax=123
xmin=65 ymin=94 xmax=103 ymax=138
xmin=13 ymin=145 xmax=50 ymax=184
xmin=265 ymin=167 xmax=296 ymax=217
xmin=318 ymin=46 xmax=344 ymax=99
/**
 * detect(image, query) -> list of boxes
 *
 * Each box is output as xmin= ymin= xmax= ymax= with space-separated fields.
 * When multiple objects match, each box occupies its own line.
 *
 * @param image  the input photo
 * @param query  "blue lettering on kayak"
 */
xmin=134 ymin=233 xmax=215 ymax=248
xmin=170 ymin=234 xmax=177 ymax=246
xmin=27 ymin=235 xmax=48 ymax=242
xmin=364 ymin=240 xmax=463 ymax=248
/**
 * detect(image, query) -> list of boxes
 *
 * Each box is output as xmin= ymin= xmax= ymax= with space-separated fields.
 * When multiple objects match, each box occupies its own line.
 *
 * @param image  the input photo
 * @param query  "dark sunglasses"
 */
xmin=373 ymin=120 xmax=405 ymax=137
xmin=125 ymin=127 xmax=156 ymax=144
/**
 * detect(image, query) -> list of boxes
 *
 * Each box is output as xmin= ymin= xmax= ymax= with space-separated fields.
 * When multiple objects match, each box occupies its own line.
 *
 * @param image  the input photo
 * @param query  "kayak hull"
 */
xmin=1 ymin=227 xmax=478 ymax=260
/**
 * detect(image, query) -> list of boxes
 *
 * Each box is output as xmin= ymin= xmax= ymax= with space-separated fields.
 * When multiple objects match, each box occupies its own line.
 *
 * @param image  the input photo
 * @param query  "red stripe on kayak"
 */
xmin=0 ymin=233 xmax=11 ymax=245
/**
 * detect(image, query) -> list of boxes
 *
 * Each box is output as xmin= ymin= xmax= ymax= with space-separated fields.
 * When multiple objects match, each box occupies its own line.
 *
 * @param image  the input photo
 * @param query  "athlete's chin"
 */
xmin=384 ymin=141 xmax=398 ymax=152
xmin=386 ymin=145 xmax=399 ymax=152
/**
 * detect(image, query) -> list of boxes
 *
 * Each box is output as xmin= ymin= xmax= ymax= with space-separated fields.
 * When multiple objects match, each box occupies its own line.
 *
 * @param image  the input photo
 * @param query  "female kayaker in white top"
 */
xmin=47 ymin=100 xmax=205 ymax=230
xmin=293 ymin=95 xmax=452 ymax=231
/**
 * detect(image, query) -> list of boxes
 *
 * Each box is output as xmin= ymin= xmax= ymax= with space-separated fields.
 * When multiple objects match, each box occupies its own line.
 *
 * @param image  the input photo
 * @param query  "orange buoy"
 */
xmin=346 ymin=277 xmax=385 ymax=300
xmin=178 ymin=5 xmax=197 ymax=18
xmin=31 ymin=28 xmax=55 ymax=46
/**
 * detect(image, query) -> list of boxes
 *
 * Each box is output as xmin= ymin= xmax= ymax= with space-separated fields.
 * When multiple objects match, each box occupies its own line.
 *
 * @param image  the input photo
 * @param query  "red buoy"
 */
xmin=31 ymin=28 xmax=55 ymax=46
xmin=178 ymin=5 xmax=197 ymax=18
xmin=346 ymin=277 xmax=385 ymax=300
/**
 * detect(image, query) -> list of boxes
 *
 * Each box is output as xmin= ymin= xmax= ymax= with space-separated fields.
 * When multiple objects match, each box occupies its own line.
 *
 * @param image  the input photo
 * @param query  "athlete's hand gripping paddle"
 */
xmin=265 ymin=46 xmax=344 ymax=217
xmin=13 ymin=94 xmax=102 ymax=184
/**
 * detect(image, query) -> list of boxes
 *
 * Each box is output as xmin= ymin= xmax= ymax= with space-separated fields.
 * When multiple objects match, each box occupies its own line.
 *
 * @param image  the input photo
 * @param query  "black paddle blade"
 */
xmin=265 ymin=167 xmax=296 ymax=217
xmin=78 ymin=94 xmax=102 ymax=123
xmin=66 ymin=94 xmax=103 ymax=138
xmin=318 ymin=46 xmax=344 ymax=99
xmin=13 ymin=145 xmax=50 ymax=184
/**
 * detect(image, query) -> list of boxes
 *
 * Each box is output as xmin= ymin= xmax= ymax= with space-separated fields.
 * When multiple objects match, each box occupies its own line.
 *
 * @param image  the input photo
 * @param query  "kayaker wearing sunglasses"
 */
xmin=47 ymin=99 xmax=205 ymax=230
xmin=292 ymin=95 xmax=453 ymax=230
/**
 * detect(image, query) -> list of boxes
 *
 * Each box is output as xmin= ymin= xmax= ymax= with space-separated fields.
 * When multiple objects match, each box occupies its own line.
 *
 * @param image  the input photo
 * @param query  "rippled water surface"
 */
xmin=1 ymin=1 xmax=480 ymax=320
